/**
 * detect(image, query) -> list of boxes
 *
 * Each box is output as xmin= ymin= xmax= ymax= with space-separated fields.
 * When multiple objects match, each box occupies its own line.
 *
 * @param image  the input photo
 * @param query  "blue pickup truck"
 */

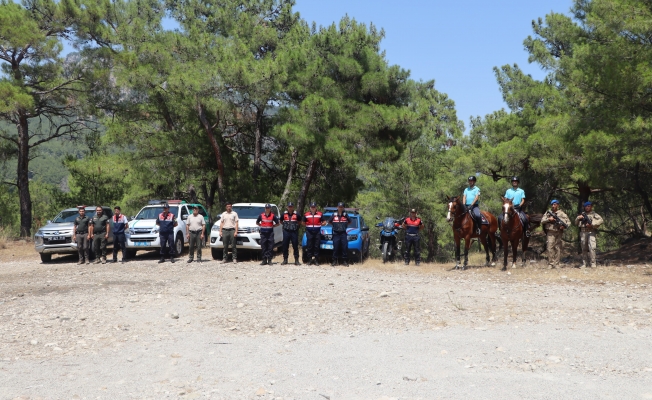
xmin=301 ymin=207 xmax=371 ymax=263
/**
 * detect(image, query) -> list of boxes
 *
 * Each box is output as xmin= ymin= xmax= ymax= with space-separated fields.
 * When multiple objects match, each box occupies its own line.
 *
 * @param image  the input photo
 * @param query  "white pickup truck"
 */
xmin=209 ymin=203 xmax=283 ymax=260
xmin=125 ymin=200 xmax=191 ymax=257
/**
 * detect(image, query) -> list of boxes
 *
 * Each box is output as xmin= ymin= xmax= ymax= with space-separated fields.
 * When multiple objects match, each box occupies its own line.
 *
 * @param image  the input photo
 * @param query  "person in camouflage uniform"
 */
xmin=541 ymin=199 xmax=571 ymax=269
xmin=575 ymin=201 xmax=604 ymax=268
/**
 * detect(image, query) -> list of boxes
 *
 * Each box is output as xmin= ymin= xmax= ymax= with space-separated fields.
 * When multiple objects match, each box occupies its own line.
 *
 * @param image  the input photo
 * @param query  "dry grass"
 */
xmin=0 ymin=236 xmax=39 ymax=261
xmin=0 ymin=227 xmax=8 ymax=250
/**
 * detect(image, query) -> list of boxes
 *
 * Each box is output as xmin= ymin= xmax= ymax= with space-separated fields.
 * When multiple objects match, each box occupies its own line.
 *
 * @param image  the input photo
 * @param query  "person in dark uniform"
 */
xmin=111 ymin=206 xmax=129 ymax=263
xmin=402 ymin=208 xmax=424 ymax=266
xmin=256 ymin=204 xmax=280 ymax=265
xmin=328 ymin=202 xmax=353 ymax=267
xmin=156 ymin=202 xmax=178 ymax=263
xmin=72 ymin=206 xmax=91 ymax=265
xmin=281 ymin=202 xmax=302 ymax=265
xmin=303 ymin=202 xmax=325 ymax=266
xmin=89 ymin=206 xmax=110 ymax=264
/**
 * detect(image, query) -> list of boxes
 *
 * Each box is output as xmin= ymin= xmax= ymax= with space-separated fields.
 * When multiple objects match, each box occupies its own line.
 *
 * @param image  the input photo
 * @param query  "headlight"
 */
xmin=152 ymin=227 xmax=159 ymax=233
xmin=35 ymin=236 xmax=43 ymax=245
xmin=250 ymin=227 xmax=260 ymax=233
xmin=36 ymin=230 xmax=44 ymax=236
xmin=128 ymin=229 xmax=135 ymax=235
xmin=347 ymin=234 xmax=358 ymax=241
xmin=211 ymin=225 xmax=219 ymax=231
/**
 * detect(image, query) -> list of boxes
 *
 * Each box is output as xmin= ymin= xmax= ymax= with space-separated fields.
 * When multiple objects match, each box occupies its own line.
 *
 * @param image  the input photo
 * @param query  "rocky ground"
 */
xmin=1 ymin=245 xmax=651 ymax=399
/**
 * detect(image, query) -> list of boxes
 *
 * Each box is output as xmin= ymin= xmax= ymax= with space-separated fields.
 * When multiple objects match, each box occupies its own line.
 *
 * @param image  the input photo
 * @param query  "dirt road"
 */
xmin=1 ymin=248 xmax=651 ymax=399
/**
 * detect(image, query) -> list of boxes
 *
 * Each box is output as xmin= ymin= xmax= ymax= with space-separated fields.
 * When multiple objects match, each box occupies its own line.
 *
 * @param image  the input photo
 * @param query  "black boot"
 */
xmin=294 ymin=257 xmax=301 ymax=266
xmin=281 ymin=258 xmax=288 ymax=265
xmin=170 ymin=257 xmax=176 ymax=263
xmin=331 ymin=259 xmax=337 ymax=267
xmin=158 ymin=258 xmax=165 ymax=263
xmin=342 ymin=260 xmax=349 ymax=267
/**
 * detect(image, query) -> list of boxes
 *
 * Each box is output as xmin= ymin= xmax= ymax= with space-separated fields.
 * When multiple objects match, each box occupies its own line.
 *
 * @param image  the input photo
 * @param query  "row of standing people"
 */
xmin=463 ymin=176 xmax=604 ymax=268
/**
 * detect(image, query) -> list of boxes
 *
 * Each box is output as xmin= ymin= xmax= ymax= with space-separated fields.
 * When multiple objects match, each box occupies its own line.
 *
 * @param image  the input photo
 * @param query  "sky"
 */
xmin=293 ymin=0 xmax=573 ymax=130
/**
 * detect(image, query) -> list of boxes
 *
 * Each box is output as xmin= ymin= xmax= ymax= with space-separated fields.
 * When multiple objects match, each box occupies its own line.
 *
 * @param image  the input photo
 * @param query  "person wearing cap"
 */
xmin=575 ymin=201 xmax=604 ymax=268
xmin=156 ymin=202 xmax=178 ymax=263
xmin=504 ymin=176 xmax=530 ymax=237
xmin=463 ymin=176 xmax=482 ymax=235
xmin=280 ymin=202 xmax=302 ymax=265
xmin=186 ymin=205 xmax=206 ymax=263
xmin=219 ymin=202 xmax=239 ymax=263
xmin=256 ymin=204 xmax=280 ymax=265
xmin=541 ymin=200 xmax=571 ymax=269
xmin=73 ymin=206 xmax=91 ymax=265
xmin=89 ymin=206 xmax=110 ymax=264
xmin=111 ymin=206 xmax=129 ymax=263
xmin=328 ymin=202 xmax=353 ymax=267
xmin=402 ymin=208 xmax=424 ymax=265
xmin=303 ymin=201 xmax=325 ymax=265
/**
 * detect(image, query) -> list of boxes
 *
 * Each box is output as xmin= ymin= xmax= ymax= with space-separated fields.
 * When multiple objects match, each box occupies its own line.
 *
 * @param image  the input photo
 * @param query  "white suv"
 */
xmin=126 ymin=201 xmax=191 ymax=257
xmin=209 ymin=203 xmax=283 ymax=259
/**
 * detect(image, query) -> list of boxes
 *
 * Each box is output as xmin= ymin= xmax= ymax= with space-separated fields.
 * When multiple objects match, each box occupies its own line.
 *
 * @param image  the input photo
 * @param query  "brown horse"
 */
xmin=447 ymin=196 xmax=498 ymax=270
xmin=499 ymin=197 xmax=542 ymax=270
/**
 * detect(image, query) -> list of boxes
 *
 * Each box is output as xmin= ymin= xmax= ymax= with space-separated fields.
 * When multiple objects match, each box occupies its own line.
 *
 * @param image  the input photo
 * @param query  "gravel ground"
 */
xmin=1 ymin=250 xmax=652 ymax=399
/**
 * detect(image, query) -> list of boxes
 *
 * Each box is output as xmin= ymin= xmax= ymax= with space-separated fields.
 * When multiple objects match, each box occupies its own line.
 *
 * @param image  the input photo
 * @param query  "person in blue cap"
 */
xmin=256 ymin=204 xmax=280 ymax=265
xmin=281 ymin=202 xmax=302 ymax=265
xmin=463 ymin=176 xmax=482 ymax=235
xmin=541 ymin=199 xmax=571 ymax=268
xmin=575 ymin=201 xmax=604 ymax=268
xmin=328 ymin=202 xmax=353 ymax=266
xmin=504 ymin=176 xmax=530 ymax=237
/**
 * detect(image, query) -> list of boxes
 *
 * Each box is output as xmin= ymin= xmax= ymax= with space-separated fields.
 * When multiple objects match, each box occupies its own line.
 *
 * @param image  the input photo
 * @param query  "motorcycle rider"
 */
xmin=402 ymin=208 xmax=424 ymax=265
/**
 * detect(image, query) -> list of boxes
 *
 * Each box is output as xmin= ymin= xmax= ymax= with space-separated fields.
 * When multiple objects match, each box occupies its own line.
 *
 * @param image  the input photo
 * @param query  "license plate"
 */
xmin=321 ymin=244 xmax=333 ymax=250
xmin=135 ymin=241 xmax=150 ymax=246
xmin=236 ymin=241 xmax=243 ymax=245
xmin=51 ymin=236 xmax=65 ymax=241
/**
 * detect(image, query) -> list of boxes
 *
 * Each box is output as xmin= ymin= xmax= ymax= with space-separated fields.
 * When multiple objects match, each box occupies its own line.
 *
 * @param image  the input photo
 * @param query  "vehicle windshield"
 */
xmin=136 ymin=207 xmax=178 ymax=220
xmin=53 ymin=210 xmax=97 ymax=223
xmin=231 ymin=206 xmax=267 ymax=219
xmin=323 ymin=214 xmax=359 ymax=229
xmin=383 ymin=217 xmax=396 ymax=231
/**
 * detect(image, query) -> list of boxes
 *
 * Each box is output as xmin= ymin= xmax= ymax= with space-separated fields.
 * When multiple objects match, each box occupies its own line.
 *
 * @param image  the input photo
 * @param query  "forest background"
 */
xmin=1 ymin=0 xmax=651 ymax=261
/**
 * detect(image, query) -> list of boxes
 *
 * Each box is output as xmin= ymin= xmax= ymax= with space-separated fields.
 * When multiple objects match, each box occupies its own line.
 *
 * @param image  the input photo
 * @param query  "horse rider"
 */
xmin=402 ymin=208 xmax=424 ymax=266
xmin=575 ymin=201 xmax=604 ymax=268
xmin=463 ymin=176 xmax=482 ymax=235
xmin=541 ymin=199 xmax=571 ymax=269
xmin=505 ymin=176 xmax=530 ymax=237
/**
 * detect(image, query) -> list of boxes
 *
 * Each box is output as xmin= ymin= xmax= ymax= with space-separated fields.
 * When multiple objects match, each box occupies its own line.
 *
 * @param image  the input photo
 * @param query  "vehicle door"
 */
xmin=179 ymin=206 xmax=189 ymax=243
xmin=273 ymin=205 xmax=283 ymax=244
xmin=360 ymin=217 xmax=370 ymax=254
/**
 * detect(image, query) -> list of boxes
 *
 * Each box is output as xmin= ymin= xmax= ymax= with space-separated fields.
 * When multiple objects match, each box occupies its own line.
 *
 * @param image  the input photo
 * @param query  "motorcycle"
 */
xmin=375 ymin=217 xmax=404 ymax=263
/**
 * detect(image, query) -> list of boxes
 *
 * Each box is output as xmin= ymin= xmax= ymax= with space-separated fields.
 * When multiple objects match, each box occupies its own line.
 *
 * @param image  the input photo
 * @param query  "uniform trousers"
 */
xmin=260 ymin=229 xmax=275 ymax=261
xmin=305 ymin=229 xmax=321 ymax=259
xmin=580 ymin=231 xmax=597 ymax=267
xmin=92 ymin=234 xmax=107 ymax=258
xmin=112 ymin=233 xmax=127 ymax=261
xmin=222 ymin=228 xmax=236 ymax=260
xmin=282 ymin=230 xmax=299 ymax=259
xmin=404 ymin=234 xmax=421 ymax=263
xmin=76 ymin=234 xmax=89 ymax=261
xmin=188 ymin=230 xmax=203 ymax=260
xmin=159 ymin=231 xmax=176 ymax=258
xmin=545 ymin=230 xmax=563 ymax=267
xmin=332 ymin=231 xmax=348 ymax=261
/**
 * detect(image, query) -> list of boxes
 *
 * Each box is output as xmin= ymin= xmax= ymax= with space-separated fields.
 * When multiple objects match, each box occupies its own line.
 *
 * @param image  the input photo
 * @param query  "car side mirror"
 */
xmin=182 ymin=215 xmax=188 ymax=221
xmin=129 ymin=216 xmax=135 ymax=221
xmin=361 ymin=227 xmax=369 ymax=232
xmin=47 ymin=220 xmax=51 ymax=224
xmin=375 ymin=216 xmax=380 ymax=220
xmin=215 ymin=215 xmax=221 ymax=221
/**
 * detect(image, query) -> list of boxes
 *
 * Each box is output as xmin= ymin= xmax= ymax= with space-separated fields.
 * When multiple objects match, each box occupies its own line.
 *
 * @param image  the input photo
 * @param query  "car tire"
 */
xmin=211 ymin=248 xmax=223 ymax=260
xmin=382 ymin=242 xmax=389 ymax=263
xmin=175 ymin=233 xmax=184 ymax=255
xmin=39 ymin=253 xmax=52 ymax=263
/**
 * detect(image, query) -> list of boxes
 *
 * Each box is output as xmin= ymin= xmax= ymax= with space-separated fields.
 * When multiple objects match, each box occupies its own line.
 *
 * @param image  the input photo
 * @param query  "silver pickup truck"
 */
xmin=34 ymin=206 xmax=114 ymax=263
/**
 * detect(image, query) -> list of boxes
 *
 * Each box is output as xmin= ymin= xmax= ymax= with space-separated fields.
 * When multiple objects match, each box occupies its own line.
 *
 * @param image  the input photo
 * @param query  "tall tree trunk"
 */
xmin=197 ymin=103 xmax=225 ymax=206
xmin=296 ymin=159 xmax=318 ymax=215
xmin=17 ymin=114 xmax=32 ymax=237
xmin=633 ymin=162 xmax=652 ymax=219
xmin=200 ymin=178 xmax=218 ymax=220
xmin=279 ymin=148 xmax=298 ymax=208
xmin=252 ymin=106 xmax=263 ymax=181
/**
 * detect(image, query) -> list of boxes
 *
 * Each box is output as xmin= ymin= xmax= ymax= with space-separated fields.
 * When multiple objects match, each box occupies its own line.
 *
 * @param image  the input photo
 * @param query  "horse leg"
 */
xmin=511 ymin=239 xmax=518 ymax=269
xmin=454 ymin=236 xmax=461 ymax=270
xmin=463 ymin=238 xmax=469 ymax=270
xmin=490 ymin=232 xmax=497 ymax=265
xmin=501 ymin=235 xmax=508 ymax=271
xmin=522 ymin=235 xmax=529 ymax=267
xmin=481 ymin=233 xmax=490 ymax=266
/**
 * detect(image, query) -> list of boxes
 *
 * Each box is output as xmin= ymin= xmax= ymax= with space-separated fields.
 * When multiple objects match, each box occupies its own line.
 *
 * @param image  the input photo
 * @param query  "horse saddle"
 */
xmin=479 ymin=213 xmax=489 ymax=225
